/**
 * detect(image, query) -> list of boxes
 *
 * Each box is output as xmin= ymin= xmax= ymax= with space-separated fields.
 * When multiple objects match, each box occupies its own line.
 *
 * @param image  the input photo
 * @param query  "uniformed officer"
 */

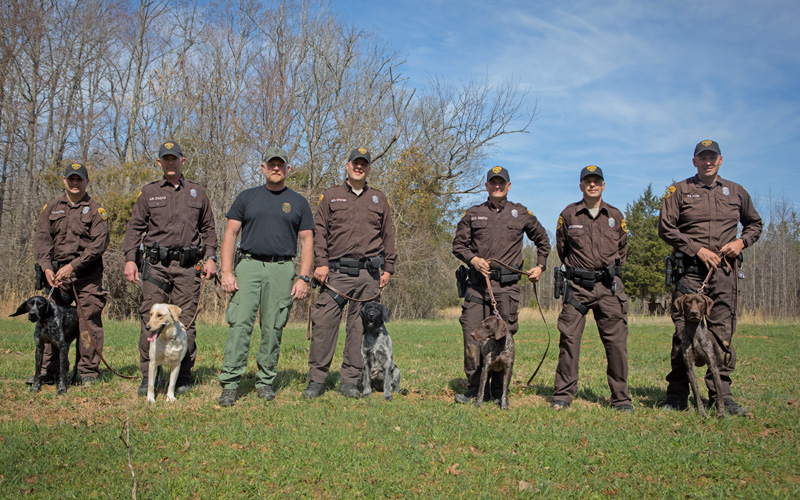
xmin=452 ymin=166 xmax=550 ymax=404
xmin=658 ymin=140 xmax=762 ymax=416
xmin=550 ymin=166 xmax=632 ymax=412
xmin=217 ymin=147 xmax=314 ymax=407
xmin=302 ymin=147 xmax=397 ymax=399
xmin=31 ymin=162 xmax=109 ymax=386
xmin=122 ymin=141 xmax=218 ymax=397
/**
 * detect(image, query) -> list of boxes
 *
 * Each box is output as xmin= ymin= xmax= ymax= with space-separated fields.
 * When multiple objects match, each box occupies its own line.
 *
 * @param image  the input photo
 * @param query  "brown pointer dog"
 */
xmin=471 ymin=316 xmax=515 ymax=410
xmin=674 ymin=293 xmax=725 ymax=418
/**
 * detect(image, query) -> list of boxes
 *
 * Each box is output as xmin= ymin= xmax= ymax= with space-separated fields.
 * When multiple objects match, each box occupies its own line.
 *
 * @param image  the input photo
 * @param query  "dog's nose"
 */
xmin=145 ymin=324 xmax=151 ymax=330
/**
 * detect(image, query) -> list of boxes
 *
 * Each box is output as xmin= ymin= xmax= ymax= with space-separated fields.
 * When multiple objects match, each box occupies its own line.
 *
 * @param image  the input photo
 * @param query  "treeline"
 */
xmin=0 ymin=0 xmax=532 ymax=319
xmin=2 ymin=1 xmax=796 ymax=320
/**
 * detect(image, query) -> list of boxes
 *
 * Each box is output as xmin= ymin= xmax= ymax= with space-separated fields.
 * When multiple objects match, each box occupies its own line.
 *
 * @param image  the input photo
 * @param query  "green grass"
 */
xmin=1 ymin=316 xmax=799 ymax=499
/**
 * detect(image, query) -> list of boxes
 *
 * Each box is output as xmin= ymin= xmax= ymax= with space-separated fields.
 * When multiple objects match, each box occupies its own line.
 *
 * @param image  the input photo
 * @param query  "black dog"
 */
xmin=360 ymin=302 xmax=402 ymax=400
xmin=471 ymin=316 xmax=515 ymax=410
xmin=11 ymin=296 xmax=79 ymax=394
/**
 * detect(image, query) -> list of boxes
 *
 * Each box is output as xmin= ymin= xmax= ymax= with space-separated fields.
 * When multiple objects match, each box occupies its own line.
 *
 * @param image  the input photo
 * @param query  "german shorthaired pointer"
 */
xmin=674 ymin=293 xmax=725 ymax=418
xmin=471 ymin=316 xmax=515 ymax=410
xmin=360 ymin=302 xmax=402 ymax=400
xmin=11 ymin=296 xmax=79 ymax=395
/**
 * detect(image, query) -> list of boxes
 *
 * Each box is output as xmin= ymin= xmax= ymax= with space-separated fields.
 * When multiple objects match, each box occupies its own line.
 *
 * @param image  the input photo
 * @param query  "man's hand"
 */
xmin=379 ymin=271 xmax=391 ymax=288
xmin=696 ymin=247 xmax=721 ymax=269
xmin=526 ymin=265 xmax=543 ymax=283
xmin=124 ymin=261 xmax=139 ymax=283
xmin=45 ymin=269 xmax=58 ymax=288
xmin=470 ymin=256 xmax=490 ymax=276
xmin=720 ymin=239 xmax=745 ymax=259
xmin=54 ymin=263 xmax=74 ymax=284
xmin=220 ymin=270 xmax=238 ymax=293
xmin=291 ymin=279 xmax=309 ymax=300
xmin=203 ymin=258 xmax=217 ymax=279
xmin=313 ymin=266 xmax=330 ymax=284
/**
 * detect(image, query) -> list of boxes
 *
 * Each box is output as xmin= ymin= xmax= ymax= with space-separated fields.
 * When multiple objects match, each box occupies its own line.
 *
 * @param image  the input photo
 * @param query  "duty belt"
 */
xmin=467 ymin=267 xmax=521 ymax=285
xmin=246 ymin=254 xmax=292 ymax=263
xmin=329 ymin=256 xmax=384 ymax=276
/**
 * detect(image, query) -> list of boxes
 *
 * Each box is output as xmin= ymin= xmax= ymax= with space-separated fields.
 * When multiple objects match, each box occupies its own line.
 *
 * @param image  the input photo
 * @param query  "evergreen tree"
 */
xmin=623 ymin=184 xmax=672 ymax=311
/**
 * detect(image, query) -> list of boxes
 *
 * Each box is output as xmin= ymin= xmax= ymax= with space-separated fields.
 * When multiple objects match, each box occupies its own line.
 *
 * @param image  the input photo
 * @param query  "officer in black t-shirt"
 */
xmin=217 ymin=147 xmax=314 ymax=406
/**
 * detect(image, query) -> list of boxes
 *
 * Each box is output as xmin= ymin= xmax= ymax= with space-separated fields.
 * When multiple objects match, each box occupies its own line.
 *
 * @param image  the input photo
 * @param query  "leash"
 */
xmin=305 ymin=279 xmax=383 ymax=341
xmin=71 ymin=283 xmax=138 ymax=379
xmin=481 ymin=258 xmax=553 ymax=387
xmin=695 ymin=253 xmax=735 ymax=366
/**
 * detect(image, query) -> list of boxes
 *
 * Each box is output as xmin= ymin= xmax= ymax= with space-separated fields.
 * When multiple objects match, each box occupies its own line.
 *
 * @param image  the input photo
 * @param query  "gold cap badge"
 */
xmin=587 ymin=165 xmax=597 ymax=172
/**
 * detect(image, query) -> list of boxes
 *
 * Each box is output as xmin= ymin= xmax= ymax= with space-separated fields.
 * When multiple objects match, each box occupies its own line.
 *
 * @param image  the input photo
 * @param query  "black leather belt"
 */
xmin=247 ymin=254 xmax=292 ymax=262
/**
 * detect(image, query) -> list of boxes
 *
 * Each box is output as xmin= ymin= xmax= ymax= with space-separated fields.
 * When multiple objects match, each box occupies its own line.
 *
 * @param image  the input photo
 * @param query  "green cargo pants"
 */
xmin=219 ymin=258 xmax=295 ymax=389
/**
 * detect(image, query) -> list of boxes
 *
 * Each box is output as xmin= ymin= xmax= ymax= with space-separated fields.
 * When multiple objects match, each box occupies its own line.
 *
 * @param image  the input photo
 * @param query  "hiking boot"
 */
xmin=219 ymin=388 xmax=237 ymax=407
xmin=614 ymin=404 xmax=634 ymax=413
xmin=337 ymin=382 xmax=361 ymax=399
xmin=551 ymin=400 xmax=570 ymax=410
xmin=455 ymin=387 xmax=480 ymax=404
xmin=175 ymin=378 xmax=193 ymax=396
xmin=26 ymin=373 xmax=56 ymax=385
xmin=256 ymin=385 xmax=275 ymax=401
xmin=302 ymin=381 xmax=325 ymax=399
xmin=659 ymin=397 xmax=688 ymax=411
xmin=137 ymin=377 xmax=149 ymax=397
xmin=722 ymin=398 xmax=752 ymax=417
xmin=81 ymin=375 xmax=99 ymax=387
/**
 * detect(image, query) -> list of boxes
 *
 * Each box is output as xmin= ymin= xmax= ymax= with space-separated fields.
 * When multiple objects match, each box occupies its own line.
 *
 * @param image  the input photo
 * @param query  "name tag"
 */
xmin=568 ymin=225 xmax=583 ymax=229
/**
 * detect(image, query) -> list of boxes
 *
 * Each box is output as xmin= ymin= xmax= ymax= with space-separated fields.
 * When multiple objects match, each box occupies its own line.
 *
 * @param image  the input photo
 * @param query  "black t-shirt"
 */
xmin=226 ymin=186 xmax=314 ymax=256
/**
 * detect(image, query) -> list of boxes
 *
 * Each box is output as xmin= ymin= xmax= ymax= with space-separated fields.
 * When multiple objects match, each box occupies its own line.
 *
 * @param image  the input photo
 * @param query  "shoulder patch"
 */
xmin=557 ymin=215 xmax=564 ymax=230
xmin=136 ymin=190 xmax=142 ymax=200
xmin=319 ymin=194 xmax=324 ymax=201
xmin=665 ymin=185 xmax=677 ymax=199
xmin=527 ymin=209 xmax=533 ymax=216
xmin=41 ymin=204 xmax=48 ymax=214
xmin=98 ymin=207 xmax=108 ymax=220
xmin=621 ymin=218 xmax=627 ymax=232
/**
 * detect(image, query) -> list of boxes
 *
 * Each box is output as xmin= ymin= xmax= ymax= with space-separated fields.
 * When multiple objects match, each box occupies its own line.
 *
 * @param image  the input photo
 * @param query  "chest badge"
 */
xmin=722 ymin=186 xmax=730 ymax=196
xmin=282 ymin=202 xmax=291 ymax=213
xmin=608 ymin=217 xmax=615 ymax=228
xmin=372 ymin=195 xmax=379 ymax=204
xmin=190 ymin=188 xmax=197 ymax=198
xmin=82 ymin=206 xmax=89 ymax=215
xmin=511 ymin=209 xmax=519 ymax=218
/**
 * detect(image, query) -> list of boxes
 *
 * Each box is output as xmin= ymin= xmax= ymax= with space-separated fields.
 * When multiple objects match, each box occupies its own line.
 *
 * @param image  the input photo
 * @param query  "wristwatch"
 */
xmin=537 ymin=264 xmax=546 ymax=271
xmin=209 ymin=256 xmax=218 ymax=262
xmin=298 ymin=275 xmax=310 ymax=283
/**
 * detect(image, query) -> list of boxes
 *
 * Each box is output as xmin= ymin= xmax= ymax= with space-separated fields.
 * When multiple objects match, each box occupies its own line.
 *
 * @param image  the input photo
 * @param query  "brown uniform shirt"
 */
xmin=35 ymin=193 xmax=109 ymax=274
xmin=659 ymin=175 xmax=762 ymax=256
xmin=453 ymin=198 xmax=550 ymax=269
xmin=122 ymin=176 xmax=217 ymax=261
xmin=314 ymin=181 xmax=397 ymax=274
xmin=556 ymin=199 xmax=627 ymax=270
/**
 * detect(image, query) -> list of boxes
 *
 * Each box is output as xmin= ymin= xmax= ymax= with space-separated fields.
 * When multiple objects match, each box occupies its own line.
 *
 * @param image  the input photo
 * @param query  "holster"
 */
xmin=34 ymin=263 xmax=45 ymax=290
xmin=553 ymin=267 xmax=565 ymax=299
xmin=455 ymin=265 xmax=469 ymax=298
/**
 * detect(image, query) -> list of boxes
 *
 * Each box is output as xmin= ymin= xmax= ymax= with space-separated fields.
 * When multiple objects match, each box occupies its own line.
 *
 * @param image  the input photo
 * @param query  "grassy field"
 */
xmin=1 ymin=313 xmax=799 ymax=499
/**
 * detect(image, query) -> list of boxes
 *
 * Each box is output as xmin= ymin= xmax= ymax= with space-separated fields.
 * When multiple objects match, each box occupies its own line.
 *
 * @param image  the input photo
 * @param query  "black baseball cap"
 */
xmin=580 ymin=165 xmax=604 ymax=180
xmin=694 ymin=139 xmax=721 ymax=157
xmin=348 ymin=148 xmax=371 ymax=163
xmin=263 ymin=147 xmax=289 ymax=164
xmin=486 ymin=166 xmax=510 ymax=182
xmin=64 ymin=162 xmax=88 ymax=179
xmin=158 ymin=141 xmax=184 ymax=158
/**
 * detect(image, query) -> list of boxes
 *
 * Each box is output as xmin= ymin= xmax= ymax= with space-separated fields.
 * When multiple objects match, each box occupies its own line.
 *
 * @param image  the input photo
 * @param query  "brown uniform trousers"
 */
xmin=137 ymin=262 xmax=201 ymax=381
xmin=41 ymin=268 xmax=108 ymax=378
xmin=460 ymin=281 xmax=520 ymax=392
xmin=667 ymin=269 xmax=737 ymax=400
xmin=308 ymin=268 xmax=380 ymax=385
xmin=553 ymin=276 xmax=630 ymax=406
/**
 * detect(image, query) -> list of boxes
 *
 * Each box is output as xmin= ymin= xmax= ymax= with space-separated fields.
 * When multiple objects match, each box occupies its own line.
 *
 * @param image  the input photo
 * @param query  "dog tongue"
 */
xmin=147 ymin=325 xmax=165 ymax=342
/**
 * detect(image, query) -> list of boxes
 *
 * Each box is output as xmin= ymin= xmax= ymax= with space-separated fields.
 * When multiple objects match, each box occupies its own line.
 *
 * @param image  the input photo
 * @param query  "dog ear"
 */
xmin=167 ymin=304 xmax=182 ymax=322
xmin=701 ymin=294 xmax=714 ymax=315
xmin=493 ymin=319 xmax=510 ymax=340
xmin=9 ymin=300 xmax=29 ymax=317
xmin=673 ymin=295 xmax=686 ymax=314
xmin=471 ymin=323 xmax=489 ymax=341
xmin=380 ymin=304 xmax=391 ymax=323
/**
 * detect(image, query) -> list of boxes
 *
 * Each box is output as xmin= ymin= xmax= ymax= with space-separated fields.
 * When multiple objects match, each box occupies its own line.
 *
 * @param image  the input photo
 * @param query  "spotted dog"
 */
xmin=360 ymin=302 xmax=401 ymax=400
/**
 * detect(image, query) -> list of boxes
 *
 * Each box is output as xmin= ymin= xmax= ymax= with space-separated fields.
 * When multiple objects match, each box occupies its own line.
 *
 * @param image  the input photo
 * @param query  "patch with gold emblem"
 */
xmin=557 ymin=215 xmax=564 ymax=230
xmin=587 ymin=165 xmax=597 ymax=172
xmin=665 ymin=185 xmax=677 ymax=199
xmin=621 ymin=218 xmax=627 ymax=232
xmin=319 ymin=194 xmax=324 ymax=202
xmin=71 ymin=163 xmax=81 ymax=170
xmin=136 ymin=190 xmax=142 ymax=200
xmin=492 ymin=166 xmax=502 ymax=174
xmin=41 ymin=204 xmax=48 ymax=214
xmin=282 ymin=203 xmax=291 ymax=213
xmin=527 ymin=209 xmax=533 ymax=216
xmin=701 ymin=140 xmax=713 ymax=147
xmin=164 ymin=142 xmax=174 ymax=149
xmin=98 ymin=207 xmax=108 ymax=220
xmin=358 ymin=148 xmax=367 ymax=154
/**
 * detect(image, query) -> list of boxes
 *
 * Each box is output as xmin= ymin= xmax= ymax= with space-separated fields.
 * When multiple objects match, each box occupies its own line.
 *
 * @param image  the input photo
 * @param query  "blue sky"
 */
xmin=337 ymin=0 xmax=799 ymax=234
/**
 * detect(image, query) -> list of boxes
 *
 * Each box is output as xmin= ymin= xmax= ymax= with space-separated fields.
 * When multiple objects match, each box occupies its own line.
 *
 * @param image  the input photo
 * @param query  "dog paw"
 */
xmin=166 ymin=395 xmax=177 ymax=403
xmin=57 ymin=387 xmax=67 ymax=395
xmin=383 ymin=394 xmax=393 ymax=401
xmin=30 ymin=385 xmax=41 ymax=393
xmin=146 ymin=396 xmax=156 ymax=403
